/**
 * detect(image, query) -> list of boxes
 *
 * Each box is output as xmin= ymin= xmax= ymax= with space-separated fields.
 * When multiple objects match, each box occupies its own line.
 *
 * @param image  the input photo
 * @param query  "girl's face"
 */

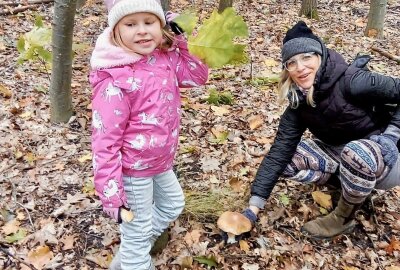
xmin=115 ymin=12 xmax=163 ymax=55
xmin=285 ymin=52 xmax=321 ymax=90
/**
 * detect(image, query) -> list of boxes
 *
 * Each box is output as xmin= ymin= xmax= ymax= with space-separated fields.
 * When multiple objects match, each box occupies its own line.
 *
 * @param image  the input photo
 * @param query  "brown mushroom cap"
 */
xmin=217 ymin=211 xmax=252 ymax=235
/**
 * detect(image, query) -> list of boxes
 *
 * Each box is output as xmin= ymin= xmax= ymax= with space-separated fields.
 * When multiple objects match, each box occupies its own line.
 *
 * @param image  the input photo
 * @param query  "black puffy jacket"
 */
xmin=250 ymin=49 xmax=400 ymax=202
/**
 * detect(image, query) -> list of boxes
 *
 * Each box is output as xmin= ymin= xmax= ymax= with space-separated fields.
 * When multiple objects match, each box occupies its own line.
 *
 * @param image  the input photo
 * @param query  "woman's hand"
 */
xmin=370 ymin=134 xmax=399 ymax=169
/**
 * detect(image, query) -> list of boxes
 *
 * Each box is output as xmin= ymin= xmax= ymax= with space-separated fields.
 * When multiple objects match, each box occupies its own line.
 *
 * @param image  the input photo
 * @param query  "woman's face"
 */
xmin=115 ymin=12 xmax=163 ymax=55
xmin=285 ymin=52 xmax=321 ymax=90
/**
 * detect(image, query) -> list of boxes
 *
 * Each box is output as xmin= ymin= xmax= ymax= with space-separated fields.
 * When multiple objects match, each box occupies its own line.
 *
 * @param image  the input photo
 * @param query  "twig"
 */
xmin=371 ymin=46 xmax=400 ymax=64
xmin=0 ymin=163 xmax=17 ymax=177
xmin=1 ymin=5 xmax=36 ymax=15
xmin=0 ymin=0 xmax=53 ymax=15
xmin=0 ymin=0 xmax=53 ymax=6
xmin=15 ymin=202 xmax=36 ymax=232
xmin=0 ymin=244 xmax=38 ymax=270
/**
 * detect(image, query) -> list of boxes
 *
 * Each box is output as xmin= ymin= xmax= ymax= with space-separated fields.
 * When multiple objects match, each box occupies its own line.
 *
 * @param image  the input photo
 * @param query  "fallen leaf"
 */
xmin=211 ymin=105 xmax=230 ymax=116
xmin=386 ymin=266 xmax=400 ymax=270
xmin=194 ymin=256 xmax=218 ymax=268
xmin=180 ymin=256 xmax=193 ymax=269
xmin=311 ymin=191 xmax=332 ymax=209
xmin=2 ymin=219 xmax=21 ymax=235
xmin=229 ymin=177 xmax=244 ymax=193
xmin=343 ymin=266 xmax=359 ymax=270
xmin=33 ymin=221 xmax=59 ymax=246
xmin=239 ymin=239 xmax=250 ymax=252
xmin=200 ymin=157 xmax=220 ymax=172
xmin=248 ymin=114 xmax=264 ymax=130
xmin=5 ymin=229 xmax=27 ymax=243
xmin=0 ymin=84 xmax=12 ymax=98
xmin=264 ymin=58 xmax=279 ymax=67
xmin=298 ymin=203 xmax=311 ymax=220
xmin=385 ymin=236 xmax=400 ymax=255
xmin=242 ymin=262 xmax=260 ymax=270
xmin=61 ymin=235 xmax=76 ymax=250
xmin=78 ymin=152 xmax=92 ymax=163
xmin=27 ymin=245 xmax=54 ymax=270
xmin=184 ymin=229 xmax=202 ymax=245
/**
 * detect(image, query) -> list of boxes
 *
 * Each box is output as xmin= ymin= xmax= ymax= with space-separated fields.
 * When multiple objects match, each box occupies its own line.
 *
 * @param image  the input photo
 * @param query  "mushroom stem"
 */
xmin=226 ymin=232 xmax=237 ymax=244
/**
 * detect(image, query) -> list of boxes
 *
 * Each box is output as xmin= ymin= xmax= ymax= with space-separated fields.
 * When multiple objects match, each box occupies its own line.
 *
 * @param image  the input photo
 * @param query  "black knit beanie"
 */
xmin=281 ymin=21 xmax=322 ymax=63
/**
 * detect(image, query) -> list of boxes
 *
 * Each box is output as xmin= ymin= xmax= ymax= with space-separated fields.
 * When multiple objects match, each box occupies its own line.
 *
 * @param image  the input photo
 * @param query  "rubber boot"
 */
xmin=150 ymin=230 xmax=169 ymax=256
xmin=301 ymin=196 xmax=358 ymax=239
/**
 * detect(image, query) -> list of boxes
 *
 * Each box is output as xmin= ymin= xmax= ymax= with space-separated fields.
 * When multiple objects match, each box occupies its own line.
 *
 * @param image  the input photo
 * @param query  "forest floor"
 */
xmin=1 ymin=0 xmax=400 ymax=269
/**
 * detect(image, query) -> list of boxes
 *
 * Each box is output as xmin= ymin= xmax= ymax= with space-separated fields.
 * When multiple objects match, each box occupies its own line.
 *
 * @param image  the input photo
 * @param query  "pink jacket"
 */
xmin=89 ymin=28 xmax=208 ymax=208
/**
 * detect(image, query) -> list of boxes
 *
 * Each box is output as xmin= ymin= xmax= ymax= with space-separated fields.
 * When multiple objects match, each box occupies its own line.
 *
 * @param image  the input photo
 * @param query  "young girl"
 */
xmin=89 ymin=0 xmax=208 ymax=269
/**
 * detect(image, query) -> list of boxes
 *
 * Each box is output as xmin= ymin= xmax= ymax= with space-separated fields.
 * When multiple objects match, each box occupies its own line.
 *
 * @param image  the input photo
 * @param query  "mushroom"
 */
xmin=120 ymin=208 xmax=134 ymax=223
xmin=217 ymin=211 xmax=252 ymax=244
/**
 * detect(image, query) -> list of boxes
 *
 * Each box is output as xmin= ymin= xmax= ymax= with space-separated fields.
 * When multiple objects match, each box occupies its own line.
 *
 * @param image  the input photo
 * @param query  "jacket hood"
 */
xmin=90 ymin=27 xmax=143 ymax=70
xmin=313 ymin=48 xmax=348 ymax=101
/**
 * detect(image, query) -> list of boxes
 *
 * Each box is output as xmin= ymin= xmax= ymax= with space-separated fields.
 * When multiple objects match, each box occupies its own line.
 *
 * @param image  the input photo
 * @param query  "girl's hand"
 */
xmin=165 ymin=11 xmax=184 ymax=35
xmin=103 ymin=206 xmax=134 ymax=223
xmin=103 ymin=206 xmax=121 ymax=223
xmin=165 ymin=11 xmax=179 ymax=23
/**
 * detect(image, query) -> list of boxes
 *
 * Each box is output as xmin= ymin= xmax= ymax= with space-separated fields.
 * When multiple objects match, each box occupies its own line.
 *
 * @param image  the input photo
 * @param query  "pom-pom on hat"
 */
xmin=281 ymin=21 xmax=322 ymax=63
xmin=104 ymin=0 xmax=166 ymax=30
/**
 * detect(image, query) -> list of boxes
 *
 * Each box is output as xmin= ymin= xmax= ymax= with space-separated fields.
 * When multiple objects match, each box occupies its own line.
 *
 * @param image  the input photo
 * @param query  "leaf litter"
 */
xmin=1 ymin=0 xmax=400 ymax=269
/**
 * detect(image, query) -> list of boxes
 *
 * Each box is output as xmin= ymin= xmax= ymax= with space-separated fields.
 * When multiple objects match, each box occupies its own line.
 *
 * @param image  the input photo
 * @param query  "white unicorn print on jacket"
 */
xmin=147 ymin=55 xmax=156 ymax=65
xmin=130 ymin=134 xmax=146 ymax=150
xmin=103 ymin=82 xmax=123 ymax=102
xmin=139 ymin=112 xmax=159 ymax=125
xmin=126 ymin=77 xmax=142 ymax=92
xmin=181 ymin=80 xmax=199 ymax=87
xmin=92 ymin=154 xmax=98 ymax=174
xmin=132 ymin=160 xmax=150 ymax=170
xmin=92 ymin=110 xmax=105 ymax=133
xmin=103 ymin=179 xmax=120 ymax=201
xmin=188 ymin=61 xmax=197 ymax=70
xmin=149 ymin=135 xmax=158 ymax=148
xmin=160 ymin=91 xmax=174 ymax=103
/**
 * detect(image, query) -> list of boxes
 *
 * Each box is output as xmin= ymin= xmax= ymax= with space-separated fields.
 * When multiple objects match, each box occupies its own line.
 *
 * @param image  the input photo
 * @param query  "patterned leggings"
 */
xmin=282 ymin=138 xmax=398 ymax=204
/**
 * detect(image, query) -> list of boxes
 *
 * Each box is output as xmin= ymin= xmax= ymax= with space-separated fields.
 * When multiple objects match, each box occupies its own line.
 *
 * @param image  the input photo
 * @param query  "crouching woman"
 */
xmin=234 ymin=21 xmax=400 ymax=239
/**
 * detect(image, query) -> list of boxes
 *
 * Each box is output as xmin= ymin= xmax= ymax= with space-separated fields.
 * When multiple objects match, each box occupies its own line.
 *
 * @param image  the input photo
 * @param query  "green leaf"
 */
xmin=173 ymin=11 xmax=198 ymax=36
xmin=36 ymin=47 xmax=52 ymax=62
xmin=5 ymin=229 xmax=27 ymax=243
xmin=205 ymin=88 xmax=234 ymax=105
xmin=279 ymin=194 xmax=290 ymax=206
xmin=188 ymin=7 xmax=249 ymax=68
xmin=16 ymin=37 xmax=25 ymax=53
xmin=35 ymin=85 xmax=48 ymax=93
xmin=25 ymin=26 xmax=52 ymax=48
xmin=34 ymin=15 xmax=44 ymax=28
xmin=193 ymin=256 xmax=218 ymax=268
xmin=319 ymin=207 xmax=329 ymax=215
xmin=205 ymin=88 xmax=220 ymax=105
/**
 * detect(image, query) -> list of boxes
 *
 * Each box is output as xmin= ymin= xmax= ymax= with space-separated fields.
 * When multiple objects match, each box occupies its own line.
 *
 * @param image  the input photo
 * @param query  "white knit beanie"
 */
xmin=104 ymin=0 xmax=166 ymax=29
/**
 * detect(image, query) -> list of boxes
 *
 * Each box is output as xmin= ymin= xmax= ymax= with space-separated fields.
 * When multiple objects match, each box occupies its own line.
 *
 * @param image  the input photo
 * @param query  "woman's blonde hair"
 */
xmin=278 ymin=54 xmax=322 ymax=109
xmin=111 ymin=20 xmax=175 ymax=53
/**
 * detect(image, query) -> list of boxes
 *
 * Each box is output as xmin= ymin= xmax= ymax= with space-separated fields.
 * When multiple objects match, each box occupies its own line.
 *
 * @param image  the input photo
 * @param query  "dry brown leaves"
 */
xmin=1 ymin=0 xmax=400 ymax=269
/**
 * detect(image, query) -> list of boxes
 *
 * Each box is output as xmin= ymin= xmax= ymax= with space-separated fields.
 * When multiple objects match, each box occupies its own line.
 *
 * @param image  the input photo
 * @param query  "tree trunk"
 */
xmin=218 ymin=0 xmax=233 ymax=13
xmin=365 ymin=0 xmax=387 ymax=39
xmin=49 ymin=0 xmax=76 ymax=123
xmin=160 ymin=0 xmax=170 ymax=12
xmin=299 ymin=0 xmax=318 ymax=19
